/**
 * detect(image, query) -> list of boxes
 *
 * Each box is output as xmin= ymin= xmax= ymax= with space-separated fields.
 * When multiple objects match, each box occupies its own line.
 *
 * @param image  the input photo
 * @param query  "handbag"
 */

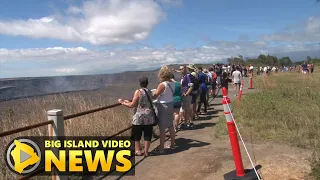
xmin=143 ymin=89 xmax=158 ymax=126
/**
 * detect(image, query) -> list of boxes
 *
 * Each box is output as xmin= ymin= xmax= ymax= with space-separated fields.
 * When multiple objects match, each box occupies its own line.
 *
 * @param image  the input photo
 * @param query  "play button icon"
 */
xmin=20 ymin=150 xmax=32 ymax=163
xmin=6 ymin=139 xmax=41 ymax=174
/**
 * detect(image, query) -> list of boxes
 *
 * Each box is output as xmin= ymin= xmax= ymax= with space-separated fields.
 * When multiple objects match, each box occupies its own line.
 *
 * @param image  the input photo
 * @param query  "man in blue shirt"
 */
xmin=197 ymin=67 xmax=208 ymax=114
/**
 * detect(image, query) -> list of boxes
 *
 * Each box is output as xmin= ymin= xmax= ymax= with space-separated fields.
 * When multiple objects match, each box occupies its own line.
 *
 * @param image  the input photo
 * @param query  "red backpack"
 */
xmin=210 ymin=71 xmax=217 ymax=82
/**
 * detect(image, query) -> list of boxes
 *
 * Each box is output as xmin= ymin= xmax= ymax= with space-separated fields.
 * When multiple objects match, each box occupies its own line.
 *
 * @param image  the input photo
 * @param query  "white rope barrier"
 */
xmin=223 ymin=97 xmax=261 ymax=180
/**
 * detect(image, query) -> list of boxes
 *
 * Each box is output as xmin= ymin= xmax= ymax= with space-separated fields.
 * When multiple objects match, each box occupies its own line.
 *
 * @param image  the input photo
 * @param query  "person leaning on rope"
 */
xmin=118 ymin=76 xmax=154 ymax=157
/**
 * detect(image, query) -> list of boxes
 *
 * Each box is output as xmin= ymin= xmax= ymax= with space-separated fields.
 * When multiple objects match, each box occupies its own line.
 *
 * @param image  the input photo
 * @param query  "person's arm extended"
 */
xmin=152 ymin=83 xmax=165 ymax=99
xmin=119 ymin=90 xmax=139 ymax=108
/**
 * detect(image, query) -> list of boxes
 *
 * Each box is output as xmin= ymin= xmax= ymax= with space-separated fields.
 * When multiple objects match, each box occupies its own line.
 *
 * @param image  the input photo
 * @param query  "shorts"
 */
xmin=212 ymin=81 xmax=217 ymax=89
xmin=131 ymin=125 xmax=153 ymax=141
xmin=157 ymin=102 xmax=174 ymax=131
xmin=173 ymin=101 xmax=182 ymax=109
xmin=191 ymin=94 xmax=197 ymax=104
xmin=182 ymin=95 xmax=192 ymax=111
xmin=216 ymin=76 xmax=221 ymax=85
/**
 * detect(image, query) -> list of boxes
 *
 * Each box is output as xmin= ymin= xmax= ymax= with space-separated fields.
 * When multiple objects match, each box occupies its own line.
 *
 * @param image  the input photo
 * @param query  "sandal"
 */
xmin=135 ymin=151 xmax=143 ymax=156
xmin=165 ymin=144 xmax=175 ymax=149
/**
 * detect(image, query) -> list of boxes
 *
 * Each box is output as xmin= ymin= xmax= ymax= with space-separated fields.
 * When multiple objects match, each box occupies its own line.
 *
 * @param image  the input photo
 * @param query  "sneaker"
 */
xmin=189 ymin=123 xmax=194 ymax=128
xmin=180 ymin=124 xmax=187 ymax=129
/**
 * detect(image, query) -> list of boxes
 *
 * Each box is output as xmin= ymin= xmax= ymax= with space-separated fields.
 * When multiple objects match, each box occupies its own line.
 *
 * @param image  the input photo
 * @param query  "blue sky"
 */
xmin=0 ymin=0 xmax=319 ymax=78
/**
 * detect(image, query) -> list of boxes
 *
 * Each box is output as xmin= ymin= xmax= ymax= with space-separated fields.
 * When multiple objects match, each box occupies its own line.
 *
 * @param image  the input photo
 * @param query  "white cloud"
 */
xmin=253 ymin=41 xmax=267 ymax=46
xmin=55 ymin=68 xmax=77 ymax=73
xmin=1 ymin=42 xmax=319 ymax=78
xmin=201 ymin=45 xmax=218 ymax=50
xmin=0 ymin=0 xmax=165 ymax=45
xmin=263 ymin=16 xmax=320 ymax=42
xmin=157 ymin=0 xmax=183 ymax=6
xmin=306 ymin=16 xmax=320 ymax=34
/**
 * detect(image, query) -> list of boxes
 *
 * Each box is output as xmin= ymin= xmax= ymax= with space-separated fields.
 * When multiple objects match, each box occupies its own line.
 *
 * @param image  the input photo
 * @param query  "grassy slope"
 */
xmin=214 ymin=67 xmax=320 ymax=179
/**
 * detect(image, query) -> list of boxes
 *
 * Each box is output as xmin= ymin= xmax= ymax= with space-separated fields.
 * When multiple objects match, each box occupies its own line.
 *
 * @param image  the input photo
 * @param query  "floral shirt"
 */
xmin=132 ymin=88 xmax=155 ymax=125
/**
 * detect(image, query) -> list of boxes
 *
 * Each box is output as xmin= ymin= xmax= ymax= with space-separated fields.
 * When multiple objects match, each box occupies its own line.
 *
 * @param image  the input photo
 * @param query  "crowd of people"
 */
xmin=256 ymin=61 xmax=315 ymax=75
xmin=118 ymin=61 xmax=315 ymax=157
xmin=118 ymin=63 xmax=249 ymax=157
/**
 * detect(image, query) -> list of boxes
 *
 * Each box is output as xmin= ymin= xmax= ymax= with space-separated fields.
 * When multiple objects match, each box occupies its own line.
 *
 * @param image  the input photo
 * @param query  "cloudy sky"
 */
xmin=0 ymin=0 xmax=319 ymax=78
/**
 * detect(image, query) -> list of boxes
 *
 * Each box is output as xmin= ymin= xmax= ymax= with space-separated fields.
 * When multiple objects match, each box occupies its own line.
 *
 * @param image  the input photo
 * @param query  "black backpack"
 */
xmin=189 ymin=73 xmax=200 ymax=91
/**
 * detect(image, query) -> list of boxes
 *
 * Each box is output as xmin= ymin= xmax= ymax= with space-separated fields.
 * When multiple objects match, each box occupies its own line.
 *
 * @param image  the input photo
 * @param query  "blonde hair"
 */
xmin=158 ymin=65 xmax=172 ymax=82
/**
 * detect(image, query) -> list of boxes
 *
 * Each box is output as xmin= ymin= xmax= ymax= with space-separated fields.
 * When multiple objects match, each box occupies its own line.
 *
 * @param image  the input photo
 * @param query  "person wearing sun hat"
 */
xmin=186 ymin=64 xmax=200 ymax=123
xmin=187 ymin=64 xmax=198 ymax=77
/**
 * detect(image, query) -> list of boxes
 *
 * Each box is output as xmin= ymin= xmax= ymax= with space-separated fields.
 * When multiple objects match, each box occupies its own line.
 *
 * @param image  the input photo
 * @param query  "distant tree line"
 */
xmin=226 ymin=54 xmax=320 ymax=67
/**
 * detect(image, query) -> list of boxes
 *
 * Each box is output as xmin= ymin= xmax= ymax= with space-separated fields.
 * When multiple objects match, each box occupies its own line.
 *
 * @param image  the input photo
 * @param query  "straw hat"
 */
xmin=187 ymin=64 xmax=197 ymax=71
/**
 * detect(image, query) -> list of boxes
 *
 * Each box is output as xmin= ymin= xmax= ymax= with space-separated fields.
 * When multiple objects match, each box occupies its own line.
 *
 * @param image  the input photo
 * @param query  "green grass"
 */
xmin=214 ymin=69 xmax=320 ymax=179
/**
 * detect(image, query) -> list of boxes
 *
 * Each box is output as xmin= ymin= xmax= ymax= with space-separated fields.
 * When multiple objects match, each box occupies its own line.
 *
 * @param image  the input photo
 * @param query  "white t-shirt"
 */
xmin=222 ymin=66 xmax=227 ymax=72
xmin=157 ymin=81 xmax=175 ymax=103
xmin=232 ymin=70 xmax=242 ymax=84
xmin=249 ymin=66 xmax=254 ymax=70
xmin=205 ymin=72 xmax=212 ymax=82
xmin=263 ymin=67 xmax=268 ymax=72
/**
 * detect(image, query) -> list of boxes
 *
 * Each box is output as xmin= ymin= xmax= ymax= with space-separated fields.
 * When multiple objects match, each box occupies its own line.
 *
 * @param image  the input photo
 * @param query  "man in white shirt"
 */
xmin=249 ymin=64 xmax=254 ymax=76
xmin=222 ymin=65 xmax=227 ymax=73
xmin=227 ymin=64 xmax=231 ymax=76
xmin=263 ymin=66 xmax=268 ymax=73
xmin=232 ymin=66 xmax=242 ymax=96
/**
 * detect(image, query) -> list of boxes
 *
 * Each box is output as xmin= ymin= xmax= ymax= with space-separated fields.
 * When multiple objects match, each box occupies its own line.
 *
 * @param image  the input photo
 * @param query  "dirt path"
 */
xmin=95 ymin=78 xmax=312 ymax=180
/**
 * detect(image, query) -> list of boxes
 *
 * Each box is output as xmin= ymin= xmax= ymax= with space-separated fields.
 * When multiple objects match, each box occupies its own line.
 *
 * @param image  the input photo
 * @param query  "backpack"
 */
xmin=211 ymin=71 xmax=217 ymax=81
xmin=188 ymin=73 xmax=200 ymax=91
xmin=201 ymin=72 xmax=210 ymax=86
